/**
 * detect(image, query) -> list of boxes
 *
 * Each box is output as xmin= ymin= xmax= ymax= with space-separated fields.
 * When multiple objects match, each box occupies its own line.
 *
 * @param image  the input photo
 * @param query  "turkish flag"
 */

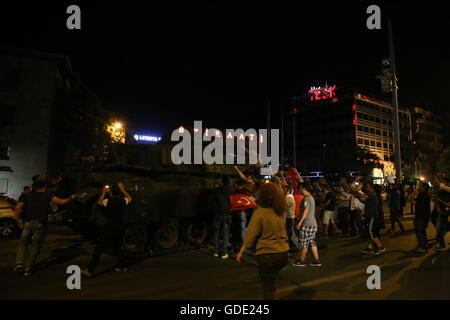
xmin=229 ymin=194 xmax=257 ymax=211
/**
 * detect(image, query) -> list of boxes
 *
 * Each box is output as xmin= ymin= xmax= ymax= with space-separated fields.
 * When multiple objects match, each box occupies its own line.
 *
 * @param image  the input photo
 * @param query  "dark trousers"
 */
xmin=231 ymin=213 xmax=244 ymax=248
xmin=414 ymin=217 xmax=428 ymax=249
xmin=88 ymin=225 xmax=127 ymax=273
xmin=254 ymin=252 xmax=288 ymax=300
xmin=286 ymin=218 xmax=299 ymax=252
xmin=213 ymin=215 xmax=231 ymax=256
xmin=390 ymin=208 xmax=404 ymax=231
xmin=350 ymin=209 xmax=364 ymax=235
xmin=436 ymin=211 xmax=449 ymax=247
xmin=337 ymin=207 xmax=351 ymax=234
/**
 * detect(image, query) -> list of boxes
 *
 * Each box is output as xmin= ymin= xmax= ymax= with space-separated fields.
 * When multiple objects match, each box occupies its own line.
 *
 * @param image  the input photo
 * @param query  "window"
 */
xmin=383 ymin=143 xmax=388 ymax=148
xmin=358 ymin=138 xmax=364 ymax=144
xmin=357 ymin=125 xmax=363 ymax=131
xmin=375 ymin=117 xmax=381 ymax=123
xmin=0 ymin=146 xmax=9 ymax=160
xmin=364 ymin=140 xmax=370 ymax=146
xmin=383 ymin=131 xmax=387 ymax=137
xmin=376 ymin=130 xmax=381 ymax=135
xmin=389 ymin=132 xmax=393 ymax=138
xmin=377 ymin=142 xmax=382 ymax=148
xmin=364 ymin=127 xmax=369 ymax=133
xmin=382 ymin=119 xmax=387 ymax=125
xmin=389 ymin=144 xmax=393 ymax=149
xmin=370 ymin=140 xmax=375 ymax=146
xmin=369 ymin=128 xmax=375 ymax=134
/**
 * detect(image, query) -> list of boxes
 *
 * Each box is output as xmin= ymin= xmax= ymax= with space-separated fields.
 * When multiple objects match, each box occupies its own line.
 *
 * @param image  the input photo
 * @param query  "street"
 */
xmin=1 ymin=210 xmax=449 ymax=300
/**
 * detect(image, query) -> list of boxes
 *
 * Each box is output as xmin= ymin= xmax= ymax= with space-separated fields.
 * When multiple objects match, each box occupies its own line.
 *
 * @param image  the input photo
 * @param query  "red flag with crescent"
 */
xmin=229 ymin=194 xmax=257 ymax=211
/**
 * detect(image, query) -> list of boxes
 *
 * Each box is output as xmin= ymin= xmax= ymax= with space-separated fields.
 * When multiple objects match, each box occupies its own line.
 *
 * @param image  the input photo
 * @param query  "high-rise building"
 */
xmin=296 ymin=85 xmax=412 ymax=182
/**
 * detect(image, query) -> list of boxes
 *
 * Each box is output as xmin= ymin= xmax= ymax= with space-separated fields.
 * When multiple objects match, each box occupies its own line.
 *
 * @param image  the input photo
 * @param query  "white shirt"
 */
xmin=350 ymin=191 xmax=365 ymax=211
xmin=285 ymin=194 xmax=296 ymax=219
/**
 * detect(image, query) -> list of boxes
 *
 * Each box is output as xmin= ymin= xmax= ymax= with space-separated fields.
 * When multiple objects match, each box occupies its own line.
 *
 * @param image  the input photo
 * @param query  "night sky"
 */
xmin=2 ymin=1 xmax=450 ymax=137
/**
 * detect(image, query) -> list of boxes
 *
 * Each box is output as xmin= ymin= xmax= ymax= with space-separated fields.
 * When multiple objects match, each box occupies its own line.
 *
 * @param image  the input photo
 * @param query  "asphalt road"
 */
xmin=0 ymin=210 xmax=449 ymax=300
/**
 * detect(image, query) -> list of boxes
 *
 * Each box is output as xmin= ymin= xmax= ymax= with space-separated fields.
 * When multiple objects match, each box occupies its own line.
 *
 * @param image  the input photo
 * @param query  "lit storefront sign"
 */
xmin=308 ymin=85 xmax=337 ymax=101
xmin=134 ymin=134 xmax=161 ymax=143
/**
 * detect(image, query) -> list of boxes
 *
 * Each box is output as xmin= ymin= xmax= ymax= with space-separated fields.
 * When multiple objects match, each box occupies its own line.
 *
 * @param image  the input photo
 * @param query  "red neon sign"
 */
xmin=309 ymin=85 xmax=337 ymax=101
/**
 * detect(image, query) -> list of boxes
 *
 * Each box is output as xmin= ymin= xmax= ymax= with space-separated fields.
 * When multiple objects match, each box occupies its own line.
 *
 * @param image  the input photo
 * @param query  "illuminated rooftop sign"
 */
xmin=134 ymin=134 xmax=161 ymax=142
xmin=308 ymin=85 xmax=337 ymax=101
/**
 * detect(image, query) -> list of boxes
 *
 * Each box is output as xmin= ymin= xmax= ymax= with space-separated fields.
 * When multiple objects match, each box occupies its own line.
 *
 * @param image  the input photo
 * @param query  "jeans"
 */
xmin=16 ymin=220 xmax=47 ymax=270
xmin=436 ymin=211 xmax=449 ymax=247
xmin=87 ymin=225 xmax=127 ymax=273
xmin=286 ymin=218 xmax=299 ymax=252
xmin=414 ymin=217 xmax=428 ymax=249
xmin=213 ymin=215 xmax=231 ymax=256
xmin=254 ymin=252 xmax=288 ymax=300
xmin=390 ymin=208 xmax=404 ymax=231
xmin=350 ymin=209 xmax=364 ymax=235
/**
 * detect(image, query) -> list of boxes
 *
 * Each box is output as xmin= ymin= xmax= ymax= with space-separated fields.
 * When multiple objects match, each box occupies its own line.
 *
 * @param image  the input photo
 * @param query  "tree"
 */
xmin=353 ymin=146 xmax=383 ymax=177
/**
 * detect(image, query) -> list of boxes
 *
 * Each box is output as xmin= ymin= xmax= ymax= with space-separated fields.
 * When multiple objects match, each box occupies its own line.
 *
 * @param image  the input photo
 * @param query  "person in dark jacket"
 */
xmin=413 ymin=183 xmax=431 ymax=253
xmin=373 ymin=184 xmax=386 ymax=231
xmin=82 ymin=183 xmax=132 ymax=277
xmin=388 ymin=184 xmax=405 ymax=232
xmin=359 ymin=183 xmax=386 ymax=255
xmin=211 ymin=176 xmax=232 ymax=259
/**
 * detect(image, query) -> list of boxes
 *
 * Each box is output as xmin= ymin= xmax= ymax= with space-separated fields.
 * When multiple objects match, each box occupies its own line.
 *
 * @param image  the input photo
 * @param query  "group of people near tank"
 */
xmin=209 ymin=166 xmax=450 ymax=299
xmin=12 ymin=174 xmax=133 ymax=277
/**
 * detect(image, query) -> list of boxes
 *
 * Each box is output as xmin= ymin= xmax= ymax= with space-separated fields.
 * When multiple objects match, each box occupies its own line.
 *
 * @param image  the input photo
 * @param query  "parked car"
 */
xmin=0 ymin=196 xmax=22 ymax=238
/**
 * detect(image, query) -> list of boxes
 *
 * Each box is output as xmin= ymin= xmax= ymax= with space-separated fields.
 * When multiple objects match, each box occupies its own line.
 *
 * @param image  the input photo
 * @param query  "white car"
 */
xmin=0 ymin=196 xmax=22 ymax=238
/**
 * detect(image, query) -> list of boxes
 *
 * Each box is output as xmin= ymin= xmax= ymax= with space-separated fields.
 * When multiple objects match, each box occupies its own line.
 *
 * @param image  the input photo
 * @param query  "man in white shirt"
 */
xmin=349 ymin=183 xmax=365 ymax=236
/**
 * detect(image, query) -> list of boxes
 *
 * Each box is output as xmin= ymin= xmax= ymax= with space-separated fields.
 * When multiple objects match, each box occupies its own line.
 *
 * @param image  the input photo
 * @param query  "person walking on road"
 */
xmin=413 ymin=183 xmax=431 ymax=253
xmin=236 ymin=182 xmax=289 ymax=300
xmin=359 ymin=183 xmax=386 ymax=255
xmin=14 ymin=179 xmax=78 ymax=276
xmin=292 ymin=184 xmax=321 ymax=267
xmin=81 ymin=183 xmax=132 ymax=277
xmin=388 ymin=184 xmax=405 ymax=233
xmin=211 ymin=177 xmax=233 ymax=259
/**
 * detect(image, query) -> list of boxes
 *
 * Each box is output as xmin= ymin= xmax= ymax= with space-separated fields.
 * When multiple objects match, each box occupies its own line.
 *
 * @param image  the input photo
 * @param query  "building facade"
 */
xmin=296 ymin=85 xmax=413 ymax=181
xmin=411 ymin=107 xmax=444 ymax=179
xmin=0 ymin=47 xmax=105 ymax=199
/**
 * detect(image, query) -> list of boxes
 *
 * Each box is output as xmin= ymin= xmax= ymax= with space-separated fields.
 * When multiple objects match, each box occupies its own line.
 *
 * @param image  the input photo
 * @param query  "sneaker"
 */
xmin=221 ymin=254 xmax=229 ymax=259
xmin=373 ymin=247 xmax=386 ymax=255
xmin=388 ymin=229 xmax=395 ymax=233
xmin=291 ymin=260 xmax=306 ymax=267
xmin=360 ymin=247 xmax=375 ymax=254
xmin=213 ymin=253 xmax=219 ymax=257
xmin=24 ymin=268 xmax=32 ymax=277
xmin=13 ymin=264 xmax=24 ymax=274
xmin=413 ymin=248 xmax=427 ymax=253
xmin=310 ymin=260 xmax=322 ymax=267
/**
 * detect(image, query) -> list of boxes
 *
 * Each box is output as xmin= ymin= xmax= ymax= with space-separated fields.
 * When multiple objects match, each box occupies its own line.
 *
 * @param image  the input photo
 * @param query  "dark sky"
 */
xmin=2 ymin=1 xmax=450 ymax=136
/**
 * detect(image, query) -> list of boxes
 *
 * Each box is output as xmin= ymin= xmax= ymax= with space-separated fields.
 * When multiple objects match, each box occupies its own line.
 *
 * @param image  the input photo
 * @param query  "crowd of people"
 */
xmin=10 ymin=168 xmax=450 ymax=300
xmin=209 ymin=167 xmax=450 ymax=299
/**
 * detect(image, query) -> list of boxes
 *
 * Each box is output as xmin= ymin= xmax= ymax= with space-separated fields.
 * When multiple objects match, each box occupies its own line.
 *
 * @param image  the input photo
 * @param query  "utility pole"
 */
xmin=389 ymin=19 xmax=402 ymax=184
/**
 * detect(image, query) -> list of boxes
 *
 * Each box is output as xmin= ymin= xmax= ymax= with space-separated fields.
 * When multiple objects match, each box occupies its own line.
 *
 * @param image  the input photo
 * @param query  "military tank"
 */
xmin=63 ymin=142 xmax=245 ymax=256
